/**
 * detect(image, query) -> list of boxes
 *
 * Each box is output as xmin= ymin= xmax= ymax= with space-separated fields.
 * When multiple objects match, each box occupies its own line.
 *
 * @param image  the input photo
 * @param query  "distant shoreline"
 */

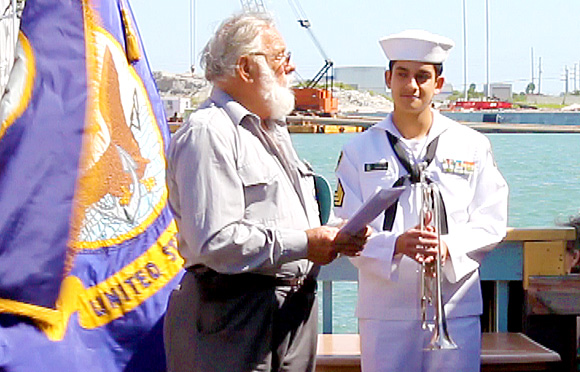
xmin=285 ymin=114 xmax=580 ymax=134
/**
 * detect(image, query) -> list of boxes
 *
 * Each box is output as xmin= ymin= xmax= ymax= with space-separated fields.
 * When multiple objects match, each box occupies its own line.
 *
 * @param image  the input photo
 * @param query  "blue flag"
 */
xmin=0 ymin=0 xmax=183 ymax=370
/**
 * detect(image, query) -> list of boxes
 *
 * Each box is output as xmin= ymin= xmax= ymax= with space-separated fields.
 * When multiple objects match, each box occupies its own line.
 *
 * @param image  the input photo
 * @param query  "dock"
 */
xmin=286 ymin=115 xmax=580 ymax=134
xmin=286 ymin=115 xmax=370 ymax=133
xmin=318 ymin=227 xmax=579 ymax=371
xmin=465 ymin=122 xmax=580 ymax=133
xmin=169 ymin=114 xmax=580 ymax=134
xmin=316 ymin=333 xmax=562 ymax=372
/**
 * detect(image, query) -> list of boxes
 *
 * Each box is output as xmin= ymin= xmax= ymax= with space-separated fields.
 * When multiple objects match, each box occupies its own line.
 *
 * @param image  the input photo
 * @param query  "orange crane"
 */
xmin=287 ymin=0 xmax=337 ymax=116
xmin=240 ymin=0 xmax=338 ymax=116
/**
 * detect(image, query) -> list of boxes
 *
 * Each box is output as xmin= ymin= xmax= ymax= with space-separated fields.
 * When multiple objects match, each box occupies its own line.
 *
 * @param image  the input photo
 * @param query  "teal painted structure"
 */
xmin=318 ymin=239 xmax=524 ymax=334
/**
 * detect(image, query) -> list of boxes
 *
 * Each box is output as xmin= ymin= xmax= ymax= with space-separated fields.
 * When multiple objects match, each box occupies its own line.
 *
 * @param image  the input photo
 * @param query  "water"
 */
xmin=291 ymin=131 xmax=580 ymax=332
xmin=293 ymin=132 xmax=580 ymax=228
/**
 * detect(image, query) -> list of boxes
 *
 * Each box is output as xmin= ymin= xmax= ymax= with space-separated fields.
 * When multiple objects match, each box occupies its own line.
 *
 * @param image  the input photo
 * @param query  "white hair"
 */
xmin=201 ymin=12 xmax=275 ymax=83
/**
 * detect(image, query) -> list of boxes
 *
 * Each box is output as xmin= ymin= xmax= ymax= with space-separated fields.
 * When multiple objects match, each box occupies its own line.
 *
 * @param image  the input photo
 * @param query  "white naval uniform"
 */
xmin=334 ymin=110 xmax=508 ymax=372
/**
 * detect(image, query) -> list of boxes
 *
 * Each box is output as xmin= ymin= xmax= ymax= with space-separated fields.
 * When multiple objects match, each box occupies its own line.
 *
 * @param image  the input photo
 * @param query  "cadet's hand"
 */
xmin=423 ymin=237 xmax=448 ymax=265
xmin=394 ymin=224 xmax=440 ymax=265
xmin=305 ymin=226 xmax=340 ymax=265
xmin=419 ymin=212 xmax=448 ymax=265
xmin=334 ymin=226 xmax=371 ymax=257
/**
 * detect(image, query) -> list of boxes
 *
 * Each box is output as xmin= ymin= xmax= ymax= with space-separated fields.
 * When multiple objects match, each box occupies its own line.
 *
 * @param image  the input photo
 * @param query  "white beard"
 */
xmin=257 ymin=59 xmax=295 ymax=120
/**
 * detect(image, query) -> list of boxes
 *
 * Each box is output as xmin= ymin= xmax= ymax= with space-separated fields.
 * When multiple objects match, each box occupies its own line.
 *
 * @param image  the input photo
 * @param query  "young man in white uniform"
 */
xmin=334 ymin=30 xmax=509 ymax=372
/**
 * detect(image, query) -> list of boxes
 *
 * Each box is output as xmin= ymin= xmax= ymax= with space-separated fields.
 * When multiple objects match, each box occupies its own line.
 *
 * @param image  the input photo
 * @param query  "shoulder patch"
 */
xmin=334 ymin=179 xmax=345 ymax=207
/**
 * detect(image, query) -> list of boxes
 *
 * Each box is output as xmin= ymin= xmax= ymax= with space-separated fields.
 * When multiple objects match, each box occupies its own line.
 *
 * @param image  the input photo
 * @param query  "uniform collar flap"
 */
xmin=376 ymin=110 xmax=450 ymax=141
xmin=210 ymin=87 xmax=260 ymax=127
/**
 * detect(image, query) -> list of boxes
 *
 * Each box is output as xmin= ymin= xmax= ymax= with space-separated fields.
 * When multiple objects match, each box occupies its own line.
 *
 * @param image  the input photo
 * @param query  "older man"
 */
xmin=163 ymin=12 xmax=367 ymax=372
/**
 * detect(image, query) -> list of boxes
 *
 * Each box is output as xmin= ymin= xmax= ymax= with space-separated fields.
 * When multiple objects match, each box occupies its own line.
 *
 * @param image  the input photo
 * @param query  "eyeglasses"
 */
xmin=248 ymin=50 xmax=292 ymax=70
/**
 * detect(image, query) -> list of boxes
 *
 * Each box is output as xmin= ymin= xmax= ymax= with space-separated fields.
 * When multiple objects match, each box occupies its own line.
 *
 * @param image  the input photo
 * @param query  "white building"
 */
xmin=335 ymin=66 xmax=453 ymax=102
xmin=161 ymin=96 xmax=192 ymax=121
xmin=488 ymin=83 xmax=513 ymax=102
xmin=435 ymin=82 xmax=455 ymax=102
xmin=334 ymin=66 xmax=386 ymax=95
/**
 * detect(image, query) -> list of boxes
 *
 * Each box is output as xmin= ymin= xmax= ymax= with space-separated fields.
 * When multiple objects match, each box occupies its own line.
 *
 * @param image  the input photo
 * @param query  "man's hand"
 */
xmin=305 ymin=226 xmax=340 ymax=265
xmin=305 ymin=226 xmax=370 ymax=265
xmin=334 ymin=226 xmax=371 ymax=257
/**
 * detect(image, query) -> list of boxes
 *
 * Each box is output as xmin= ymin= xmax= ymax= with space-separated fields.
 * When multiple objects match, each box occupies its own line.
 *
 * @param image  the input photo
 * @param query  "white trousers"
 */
xmin=359 ymin=316 xmax=481 ymax=372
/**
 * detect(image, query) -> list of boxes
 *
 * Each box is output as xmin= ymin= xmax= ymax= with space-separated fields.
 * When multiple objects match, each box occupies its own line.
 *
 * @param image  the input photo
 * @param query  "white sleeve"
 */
xmin=334 ymin=147 xmax=401 ymax=281
xmin=442 ymin=139 xmax=509 ymax=283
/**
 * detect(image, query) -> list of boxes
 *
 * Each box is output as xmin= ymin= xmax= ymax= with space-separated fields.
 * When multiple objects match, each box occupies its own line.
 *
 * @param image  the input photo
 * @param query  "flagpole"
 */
xmin=485 ymin=0 xmax=490 ymax=98
xmin=190 ymin=0 xmax=196 ymax=73
xmin=12 ymin=0 xmax=17 ymax=46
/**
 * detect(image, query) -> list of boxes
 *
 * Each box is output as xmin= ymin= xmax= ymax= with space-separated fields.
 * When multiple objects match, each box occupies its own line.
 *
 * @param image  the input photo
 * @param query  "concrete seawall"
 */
xmin=442 ymin=110 xmax=580 ymax=126
xmin=286 ymin=115 xmax=580 ymax=134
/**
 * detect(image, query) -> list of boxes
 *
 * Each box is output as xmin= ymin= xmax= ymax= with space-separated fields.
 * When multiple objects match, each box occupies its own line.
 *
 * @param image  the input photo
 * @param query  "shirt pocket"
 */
xmin=238 ymin=162 xmax=279 ymax=220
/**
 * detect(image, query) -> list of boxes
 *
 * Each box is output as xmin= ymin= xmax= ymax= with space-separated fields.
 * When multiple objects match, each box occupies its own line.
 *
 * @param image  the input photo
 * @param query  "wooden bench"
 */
xmin=316 ymin=333 xmax=561 ymax=372
xmin=525 ymin=275 xmax=580 ymax=372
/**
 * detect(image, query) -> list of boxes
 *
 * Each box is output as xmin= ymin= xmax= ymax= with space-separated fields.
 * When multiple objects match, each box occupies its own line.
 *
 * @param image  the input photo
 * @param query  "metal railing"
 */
xmin=317 ymin=227 xmax=575 ymax=334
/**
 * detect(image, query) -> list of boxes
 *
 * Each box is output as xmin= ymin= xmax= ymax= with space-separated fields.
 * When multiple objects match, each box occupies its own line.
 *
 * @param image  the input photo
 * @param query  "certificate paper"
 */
xmin=340 ymin=186 xmax=406 ymax=234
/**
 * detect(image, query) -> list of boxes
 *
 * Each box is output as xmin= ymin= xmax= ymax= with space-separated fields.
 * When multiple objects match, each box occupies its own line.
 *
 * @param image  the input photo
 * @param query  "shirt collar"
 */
xmin=209 ymin=87 xmax=260 ymax=126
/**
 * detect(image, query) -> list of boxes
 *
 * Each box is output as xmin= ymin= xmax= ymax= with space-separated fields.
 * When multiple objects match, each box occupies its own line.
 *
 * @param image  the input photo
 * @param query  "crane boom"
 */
xmin=238 ymin=0 xmax=338 ymax=115
xmin=297 ymin=19 xmax=330 ymax=63
xmin=296 ymin=19 xmax=333 ymax=89
xmin=287 ymin=0 xmax=337 ymax=114
xmin=240 ymin=0 xmax=266 ymax=13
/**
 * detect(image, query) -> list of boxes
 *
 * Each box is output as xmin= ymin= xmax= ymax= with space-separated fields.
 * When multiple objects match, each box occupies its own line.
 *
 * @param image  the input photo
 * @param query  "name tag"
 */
xmin=364 ymin=162 xmax=389 ymax=172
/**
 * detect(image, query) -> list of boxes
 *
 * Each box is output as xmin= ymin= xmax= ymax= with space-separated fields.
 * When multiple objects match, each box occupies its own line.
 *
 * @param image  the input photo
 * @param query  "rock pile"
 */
xmin=333 ymin=88 xmax=393 ymax=113
xmin=153 ymin=71 xmax=393 ymax=113
xmin=153 ymin=71 xmax=211 ymax=101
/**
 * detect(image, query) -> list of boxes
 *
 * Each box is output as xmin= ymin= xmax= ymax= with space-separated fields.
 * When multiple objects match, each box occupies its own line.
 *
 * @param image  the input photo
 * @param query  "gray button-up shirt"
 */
xmin=167 ymin=88 xmax=320 ymax=279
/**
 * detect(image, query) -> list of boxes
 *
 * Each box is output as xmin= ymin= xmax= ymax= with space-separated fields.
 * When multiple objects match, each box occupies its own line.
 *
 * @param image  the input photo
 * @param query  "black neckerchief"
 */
xmin=383 ymin=131 xmax=448 ymax=233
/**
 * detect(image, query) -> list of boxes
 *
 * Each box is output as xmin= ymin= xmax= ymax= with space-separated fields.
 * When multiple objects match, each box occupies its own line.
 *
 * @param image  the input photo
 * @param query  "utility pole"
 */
xmin=462 ymin=0 xmax=468 ymax=100
xmin=485 ymin=0 xmax=490 ymax=98
xmin=562 ymin=66 xmax=569 ymax=105
xmin=566 ymin=66 xmax=569 ymax=95
xmin=531 ymin=47 xmax=534 ymax=93
xmin=574 ymin=63 xmax=580 ymax=93
xmin=538 ymin=57 xmax=542 ymax=95
xmin=573 ymin=63 xmax=578 ymax=93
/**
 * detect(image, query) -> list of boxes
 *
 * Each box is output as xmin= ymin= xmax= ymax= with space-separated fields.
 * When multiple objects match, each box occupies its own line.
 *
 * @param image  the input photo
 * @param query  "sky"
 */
xmin=130 ymin=0 xmax=580 ymax=96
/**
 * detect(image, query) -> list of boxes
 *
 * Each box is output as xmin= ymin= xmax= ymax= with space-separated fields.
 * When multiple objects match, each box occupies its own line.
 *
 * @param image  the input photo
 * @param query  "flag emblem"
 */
xmin=0 ymin=1 xmax=184 ymax=370
xmin=70 ymin=32 xmax=167 ymax=249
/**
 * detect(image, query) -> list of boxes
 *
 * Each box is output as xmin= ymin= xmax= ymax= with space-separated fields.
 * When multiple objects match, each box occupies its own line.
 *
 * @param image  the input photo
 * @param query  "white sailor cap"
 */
xmin=379 ymin=30 xmax=454 ymax=64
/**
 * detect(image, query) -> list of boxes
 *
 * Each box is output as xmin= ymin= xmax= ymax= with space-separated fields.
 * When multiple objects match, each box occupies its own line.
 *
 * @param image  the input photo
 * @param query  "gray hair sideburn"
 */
xmin=201 ymin=12 xmax=275 ymax=83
